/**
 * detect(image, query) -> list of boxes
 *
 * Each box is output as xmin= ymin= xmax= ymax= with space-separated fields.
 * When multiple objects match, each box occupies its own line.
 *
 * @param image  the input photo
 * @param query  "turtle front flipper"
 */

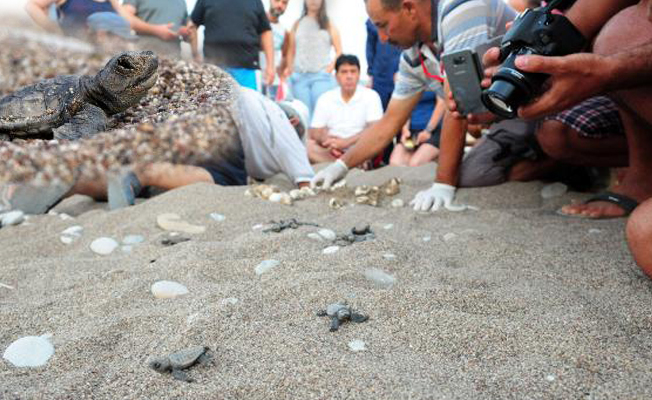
xmin=53 ymin=103 xmax=108 ymax=140
xmin=329 ymin=316 xmax=341 ymax=332
xmin=171 ymin=369 xmax=193 ymax=382
xmin=351 ymin=313 xmax=369 ymax=324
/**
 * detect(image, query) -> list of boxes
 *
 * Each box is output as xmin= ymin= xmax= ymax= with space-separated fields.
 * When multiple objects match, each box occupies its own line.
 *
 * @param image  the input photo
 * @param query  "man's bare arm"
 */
xmin=121 ymin=4 xmax=178 ymax=40
xmin=25 ymin=0 xmax=61 ymax=33
xmin=341 ymin=95 xmax=421 ymax=168
xmin=565 ymin=0 xmax=637 ymax=40
xmin=260 ymin=30 xmax=274 ymax=86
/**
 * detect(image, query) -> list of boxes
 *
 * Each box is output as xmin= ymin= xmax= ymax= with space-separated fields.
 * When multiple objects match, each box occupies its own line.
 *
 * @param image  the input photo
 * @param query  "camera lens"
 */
xmin=481 ymin=48 xmax=547 ymax=119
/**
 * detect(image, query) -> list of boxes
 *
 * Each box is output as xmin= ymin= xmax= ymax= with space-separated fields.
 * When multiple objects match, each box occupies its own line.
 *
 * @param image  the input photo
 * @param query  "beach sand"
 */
xmin=2 ymin=20 xmax=652 ymax=400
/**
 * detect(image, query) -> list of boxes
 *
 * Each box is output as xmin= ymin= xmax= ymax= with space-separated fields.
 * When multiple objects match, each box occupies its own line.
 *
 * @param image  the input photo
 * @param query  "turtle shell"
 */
xmin=326 ymin=303 xmax=349 ymax=317
xmin=168 ymin=346 xmax=208 ymax=369
xmin=0 ymin=76 xmax=79 ymax=136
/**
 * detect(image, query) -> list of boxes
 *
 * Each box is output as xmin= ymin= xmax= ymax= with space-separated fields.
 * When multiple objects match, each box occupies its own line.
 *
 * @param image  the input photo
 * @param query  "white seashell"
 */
xmin=3 ymin=335 xmax=54 ymax=367
xmin=318 ymin=229 xmax=337 ymax=241
xmin=422 ymin=236 xmax=432 ymax=242
xmin=122 ymin=235 xmax=145 ymax=245
xmin=60 ymin=236 xmax=74 ymax=245
xmin=61 ymin=226 xmax=83 ymax=237
xmin=244 ymin=189 xmax=253 ymax=197
xmin=289 ymin=189 xmax=303 ymax=200
xmin=300 ymin=186 xmax=316 ymax=197
xmin=252 ymin=224 xmax=264 ymax=230
xmin=364 ymin=268 xmax=396 ymax=289
xmin=322 ymin=246 xmax=340 ymax=254
xmin=151 ymin=281 xmax=189 ymax=299
xmin=268 ymin=193 xmax=283 ymax=203
xmin=157 ymin=213 xmax=206 ymax=234
xmin=383 ymin=178 xmax=401 ymax=196
xmin=1 ymin=211 xmax=25 ymax=227
xmin=546 ymin=375 xmax=556 ymax=382
xmin=355 ymin=185 xmax=371 ymax=196
xmin=383 ymin=224 xmax=394 ymax=230
xmin=348 ymin=339 xmax=366 ymax=352
xmin=279 ymin=193 xmax=293 ymax=205
xmin=307 ymin=233 xmax=323 ymax=241
xmin=210 ymin=213 xmax=226 ymax=222
xmin=391 ymin=199 xmax=405 ymax=208
xmin=261 ymin=187 xmax=276 ymax=200
xmin=90 ymin=237 xmax=119 ymax=255
xmin=255 ymin=259 xmax=281 ymax=275
xmin=443 ymin=233 xmax=458 ymax=242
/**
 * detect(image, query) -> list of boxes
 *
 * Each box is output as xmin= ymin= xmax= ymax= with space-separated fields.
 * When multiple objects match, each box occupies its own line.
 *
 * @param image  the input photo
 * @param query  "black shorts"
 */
xmin=410 ymin=123 xmax=442 ymax=148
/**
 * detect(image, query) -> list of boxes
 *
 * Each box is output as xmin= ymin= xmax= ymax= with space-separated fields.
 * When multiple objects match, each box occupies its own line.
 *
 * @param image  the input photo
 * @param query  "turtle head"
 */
xmin=93 ymin=51 xmax=159 ymax=114
xmin=149 ymin=357 xmax=172 ymax=373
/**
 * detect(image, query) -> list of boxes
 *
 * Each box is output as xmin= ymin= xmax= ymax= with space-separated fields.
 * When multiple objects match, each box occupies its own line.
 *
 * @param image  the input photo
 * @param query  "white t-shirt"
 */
xmin=311 ymin=86 xmax=383 ymax=139
xmin=236 ymin=88 xmax=314 ymax=184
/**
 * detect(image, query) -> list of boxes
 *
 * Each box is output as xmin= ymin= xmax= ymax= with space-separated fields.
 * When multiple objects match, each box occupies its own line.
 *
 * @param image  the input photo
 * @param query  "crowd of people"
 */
xmin=15 ymin=0 xmax=652 ymax=279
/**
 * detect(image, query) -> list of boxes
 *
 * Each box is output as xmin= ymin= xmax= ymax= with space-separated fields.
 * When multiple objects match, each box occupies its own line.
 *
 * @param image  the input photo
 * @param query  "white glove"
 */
xmin=310 ymin=159 xmax=349 ymax=190
xmin=410 ymin=183 xmax=468 ymax=212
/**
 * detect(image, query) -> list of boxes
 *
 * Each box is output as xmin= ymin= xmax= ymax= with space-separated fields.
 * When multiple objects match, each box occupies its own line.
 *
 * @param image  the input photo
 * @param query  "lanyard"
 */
xmin=418 ymin=51 xmax=444 ymax=83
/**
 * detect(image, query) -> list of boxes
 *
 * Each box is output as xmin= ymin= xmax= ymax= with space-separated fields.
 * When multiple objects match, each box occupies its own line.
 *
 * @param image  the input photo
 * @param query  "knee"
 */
xmin=536 ymin=121 xmax=571 ymax=160
xmin=627 ymin=200 xmax=652 ymax=279
xmin=389 ymin=148 xmax=409 ymax=167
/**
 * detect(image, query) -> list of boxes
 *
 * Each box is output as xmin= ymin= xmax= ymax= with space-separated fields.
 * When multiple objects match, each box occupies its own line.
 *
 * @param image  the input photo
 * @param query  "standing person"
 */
xmin=365 ymin=18 xmax=402 ymax=111
xmin=25 ymin=0 xmax=133 ymax=37
xmin=122 ymin=0 xmax=190 ymax=57
xmin=307 ymin=55 xmax=383 ymax=164
xmin=289 ymin=0 xmax=342 ymax=120
xmin=188 ymin=0 xmax=274 ymax=90
xmin=261 ymin=0 xmax=293 ymax=99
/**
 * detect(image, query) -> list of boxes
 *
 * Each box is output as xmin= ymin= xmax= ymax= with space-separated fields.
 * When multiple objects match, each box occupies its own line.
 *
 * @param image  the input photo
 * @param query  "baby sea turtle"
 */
xmin=149 ymin=345 xmax=211 ymax=382
xmin=317 ymin=302 xmax=369 ymax=332
xmin=0 ymin=51 xmax=158 ymax=140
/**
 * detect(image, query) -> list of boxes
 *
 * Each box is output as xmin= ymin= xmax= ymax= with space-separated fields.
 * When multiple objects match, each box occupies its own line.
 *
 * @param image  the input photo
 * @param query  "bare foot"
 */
xmin=560 ymin=169 xmax=652 ymax=218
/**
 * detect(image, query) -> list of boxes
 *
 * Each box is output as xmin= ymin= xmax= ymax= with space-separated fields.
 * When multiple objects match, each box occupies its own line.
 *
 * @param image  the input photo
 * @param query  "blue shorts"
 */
xmin=225 ymin=68 xmax=257 ymax=90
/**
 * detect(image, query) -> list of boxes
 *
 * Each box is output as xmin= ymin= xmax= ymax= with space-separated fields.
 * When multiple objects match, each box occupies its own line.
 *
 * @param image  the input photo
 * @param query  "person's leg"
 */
xmin=627 ymin=198 xmax=652 ymax=278
xmin=290 ymin=73 xmax=312 ymax=117
xmin=309 ymin=72 xmax=337 ymax=117
xmin=307 ymin=138 xmax=337 ymax=163
xmin=408 ymin=144 xmax=440 ymax=167
xmin=389 ymin=144 xmax=412 ymax=166
xmin=561 ymin=4 xmax=652 ymax=218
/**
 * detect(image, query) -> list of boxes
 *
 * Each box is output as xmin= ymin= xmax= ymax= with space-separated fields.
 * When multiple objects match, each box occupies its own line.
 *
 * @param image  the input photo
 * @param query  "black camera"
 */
xmin=481 ymin=2 xmax=586 ymax=118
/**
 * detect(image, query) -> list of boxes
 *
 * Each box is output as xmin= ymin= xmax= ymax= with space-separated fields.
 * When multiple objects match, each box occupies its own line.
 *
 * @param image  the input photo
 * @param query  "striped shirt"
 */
xmin=393 ymin=0 xmax=516 ymax=100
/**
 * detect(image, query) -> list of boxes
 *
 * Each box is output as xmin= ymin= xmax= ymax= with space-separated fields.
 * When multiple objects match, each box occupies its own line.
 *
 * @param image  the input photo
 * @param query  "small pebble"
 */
xmin=383 ymin=224 xmax=394 ymax=230
xmin=391 ymin=199 xmax=404 ymax=208
xmin=210 ymin=213 xmax=226 ymax=222
xmin=90 ymin=237 xmax=119 ymax=255
xmin=122 ymin=235 xmax=145 ymax=245
xmin=322 ymin=246 xmax=340 ymax=255
xmin=422 ymin=236 xmax=432 ymax=242
xmin=60 ymin=225 xmax=84 ymax=245
xmin=1 ymin=210 xmax=25 ymax=227
xmin=221 ymin=297 xmax=239 ymax=306
xmin=541 ymin=183 xmax=568 ymax=199
xmin=363 ymin=267 xmax=396 ymax=289
xmin=545 ymin=375 xmax=556 ymax=382
xmin=348 ymin=340 xmax=366 ymax=352
xmin=589 ymin=229 xmax=602 ymax=234
xmin=151 ymin=281 xmax=189 ymax=299
xmin=3 ymin=335 xmax=54 ymax=367
xmin=255 ymin=259 xmax=280 ymax=275
xmin=252 ymin=224 xmax=264 ymax=230
xmin=317 ymin=229 xmax=336 ymax=241
xmin=121 ymin=245 xmax=133 ymax=253
xmin=383 ymin=253 xmax=396 ymax=260
xmin=0 ymin=282 xmax=15 ymax=290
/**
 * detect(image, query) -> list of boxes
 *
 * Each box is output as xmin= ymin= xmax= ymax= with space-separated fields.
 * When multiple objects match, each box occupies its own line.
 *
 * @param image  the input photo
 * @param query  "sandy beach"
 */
xmin=2 ymin=19 xmax=652 ymax=400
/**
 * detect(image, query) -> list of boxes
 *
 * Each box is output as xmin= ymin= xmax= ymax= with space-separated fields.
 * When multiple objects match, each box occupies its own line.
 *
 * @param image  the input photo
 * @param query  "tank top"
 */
xmin=58 ymin=0 xmax=115 ymax=33
xmin=294 ymin=17 xmax=332 ymax=73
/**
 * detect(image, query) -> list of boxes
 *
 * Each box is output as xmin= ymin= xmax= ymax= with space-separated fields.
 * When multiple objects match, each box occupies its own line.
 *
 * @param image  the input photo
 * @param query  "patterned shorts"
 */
xmin=547 ymin=96 xmax=625 ymax=139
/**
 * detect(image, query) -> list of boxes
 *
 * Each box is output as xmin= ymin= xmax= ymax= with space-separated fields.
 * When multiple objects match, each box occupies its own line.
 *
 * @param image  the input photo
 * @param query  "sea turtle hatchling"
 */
xmin=0 ymin=51 xmax=158 ymax=141
xmin=148 ymin=345 xmax=211 ymax=382
xmin=317 ymin=302 xmax=369 ymax=332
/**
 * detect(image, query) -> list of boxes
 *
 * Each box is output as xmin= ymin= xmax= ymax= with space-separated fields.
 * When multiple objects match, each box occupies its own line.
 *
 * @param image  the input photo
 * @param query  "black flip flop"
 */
xmin=557 ymin=191 xmax=639 ymax=219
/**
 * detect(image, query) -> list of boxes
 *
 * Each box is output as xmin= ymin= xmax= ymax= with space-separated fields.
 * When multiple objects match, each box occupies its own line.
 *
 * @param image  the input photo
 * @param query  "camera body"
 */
xmin=481 ymin=7 xmax=586 ymax=118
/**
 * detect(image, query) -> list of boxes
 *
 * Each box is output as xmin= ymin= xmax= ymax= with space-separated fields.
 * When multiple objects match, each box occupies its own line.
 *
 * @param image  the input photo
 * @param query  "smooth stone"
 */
xmin=1 ymin=211 xmax=25 ymax=227
xmin=391 ymin=199 xmax=404 ymax=208
xmin=157 ymin=213 xmax=206 ymax=234
xmin=210 ymin=213 xmax=226 ymax=222
xmin=60 ymin=236 xmax=74 ymax=245
xmin=541 ymin=183 xmax=568 ymax=199
xmin=383 ymin=224 xmax=394 ymax=230
xmin=383 ymin=253 xmax=396 ymax=260
xmin=221 ymin=297 xmax=239 ymax=306
xmin=422 ymin=236 xmax=432 ymax=242
xmin=348 ymin=340 xmax=366 ymax=352
xmin=307 ymin=233 xmax=323 ymax=241
xmin=3 ymin=335 xmax=54 ymax=367
xmin=364 ymin=267 xmax=396 ymax=289
xmin=589 ymin=229 xmax=602 ymax=234
xmin=268 ymin=192 xmax=292 ymax=205
xmin=252 ymin=224 xmax=264 ymax=230
xmin=151 ymin=280 xmax=189 ymax=299
xmin=90 ymin=237 xmax=119 ymax=255
xmin=255 ymin=259 xmax=280 ymax=275
xmin=318 ymin=229 xmax=336 ymax=241
xmin=121 ymin=245 xmax=133 ymax=253
xmin=61 ymin=226 xmax=83 ymax=236
xmin=122 ymin=235 xmax=145 ymax=245
xmin=443 ymin=233 xmax=458 ymax=242
xmin=322 ymin=246 xmax=340 ymax=254
xmin=546 ymin=375 xmax=556 ymax=382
